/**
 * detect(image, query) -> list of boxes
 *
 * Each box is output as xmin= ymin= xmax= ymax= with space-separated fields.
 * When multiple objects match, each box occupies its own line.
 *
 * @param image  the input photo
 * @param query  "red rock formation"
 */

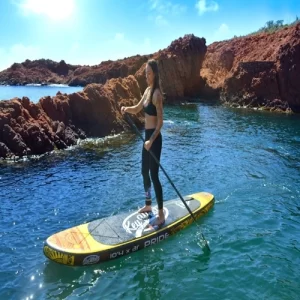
xmin=0 ymin=34 xmax=207 ymax=158
xmin=276 ymin=26 xmax=300 ymax=112
xmin=0 ymin=36 xmax=206 ymax=99
xmin=0 ymin=56 xmax=150 ymax=87
xmin=221 ymin=61 xmax=289 ymax=111
xmin=0 ymin=98 xmax=55 ymax=157
xmin=135 ymin=34 xmax=207 ymax=102
xmin=200 ymin=23 xmax=300 ymax=112
xmin=2 ymin=26 xmax=300 ymax=159
xmin=67 ymin=55 xmax=151 ymax=86
xmin=0 ymin=75 xmax=143 ymax=158
xmin=0 ymin=59 xmax=80 ymax=85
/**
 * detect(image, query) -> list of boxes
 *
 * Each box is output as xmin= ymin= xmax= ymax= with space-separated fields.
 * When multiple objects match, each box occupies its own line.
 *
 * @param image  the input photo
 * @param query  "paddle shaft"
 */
xmin=124 ymin=113 xmax=210 ymax=251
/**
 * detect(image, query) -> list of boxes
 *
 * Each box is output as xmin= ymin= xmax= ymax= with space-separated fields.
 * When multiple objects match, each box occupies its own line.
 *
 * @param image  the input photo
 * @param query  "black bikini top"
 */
xmin=143 ymin=89 xmax=157 ymax=116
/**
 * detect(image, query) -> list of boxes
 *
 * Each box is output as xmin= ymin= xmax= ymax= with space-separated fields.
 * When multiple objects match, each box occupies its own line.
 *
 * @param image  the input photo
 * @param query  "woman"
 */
xmin=121 ymin=59 xmax=164 ymax=226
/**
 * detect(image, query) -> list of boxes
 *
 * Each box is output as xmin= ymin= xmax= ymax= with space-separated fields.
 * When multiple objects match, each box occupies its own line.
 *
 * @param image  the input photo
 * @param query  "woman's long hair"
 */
xmin=147 ymin=59 xmax=162 ymax=102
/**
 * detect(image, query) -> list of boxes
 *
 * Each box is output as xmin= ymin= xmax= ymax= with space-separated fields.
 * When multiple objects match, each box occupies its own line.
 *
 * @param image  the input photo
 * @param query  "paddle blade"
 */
xmin=197 ymin=232 xmax=211 ymax=253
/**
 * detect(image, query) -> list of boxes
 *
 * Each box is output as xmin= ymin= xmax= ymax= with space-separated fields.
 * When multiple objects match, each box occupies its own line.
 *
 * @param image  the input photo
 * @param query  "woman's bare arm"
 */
xmin=121 ymin=88 xmax=149 ymax=115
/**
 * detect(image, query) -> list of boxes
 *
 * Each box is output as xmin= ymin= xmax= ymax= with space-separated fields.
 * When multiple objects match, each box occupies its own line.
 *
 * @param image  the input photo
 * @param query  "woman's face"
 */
xmin=146 ymin=64 xmax=154 ymax=86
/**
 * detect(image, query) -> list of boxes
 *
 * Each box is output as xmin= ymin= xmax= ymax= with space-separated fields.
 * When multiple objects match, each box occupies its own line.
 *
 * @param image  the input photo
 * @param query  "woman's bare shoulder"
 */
xmin=143 ymin=86 xmax=150 ymax=95
xmin=153 ymin=88 xmax=162 ymax=100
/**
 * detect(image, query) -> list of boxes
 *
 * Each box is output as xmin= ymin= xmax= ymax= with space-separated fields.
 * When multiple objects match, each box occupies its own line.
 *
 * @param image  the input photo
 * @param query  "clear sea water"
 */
xmin=0 ymin=87 xmax=300 ymax=299
xmin=0 ymin=85 xmax=83 ymax=103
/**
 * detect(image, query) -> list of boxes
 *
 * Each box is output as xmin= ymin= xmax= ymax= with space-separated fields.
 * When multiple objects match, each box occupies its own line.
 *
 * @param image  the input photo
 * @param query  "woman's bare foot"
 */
xmin=151 ymin=217 xmax=165 ymax=226
xmin=151 ymin=209 xmax=165 ymax=226
xmin=138 ymin=205 xmax=152 ymax=213
xmin=158 ymin=209 xmax=165 ymax=222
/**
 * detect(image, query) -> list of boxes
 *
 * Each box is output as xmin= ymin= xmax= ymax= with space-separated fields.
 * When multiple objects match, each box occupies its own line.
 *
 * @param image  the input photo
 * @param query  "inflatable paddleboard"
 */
xmin=43 ymin=191 xmax=214 ymax=266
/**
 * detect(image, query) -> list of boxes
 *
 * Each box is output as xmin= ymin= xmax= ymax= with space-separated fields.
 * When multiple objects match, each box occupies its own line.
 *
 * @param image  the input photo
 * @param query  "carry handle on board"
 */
xmin=124 ymin=113 xmax=211 ymax=253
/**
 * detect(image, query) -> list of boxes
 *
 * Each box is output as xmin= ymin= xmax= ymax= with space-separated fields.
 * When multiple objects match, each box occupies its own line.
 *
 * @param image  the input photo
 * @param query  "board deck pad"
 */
xmin=88 ymin=196 xmax=198 ymax=245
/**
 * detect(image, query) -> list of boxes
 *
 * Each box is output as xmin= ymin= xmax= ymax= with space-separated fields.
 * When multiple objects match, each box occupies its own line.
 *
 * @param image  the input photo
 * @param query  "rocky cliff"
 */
xmin=200 ymin=23 xmax=300 ymax=112
xmin=135 ymin=34 xmax=206 ymax=102
xmin=0 ymin=56 xmax=151 ymax=87
xmin=0 ymin=76 xmax=142 ymax=158
xmin=1 ymin=25 xmax=300 ymax=159
xmin=0 ymin=34 xmax=205 ymax=158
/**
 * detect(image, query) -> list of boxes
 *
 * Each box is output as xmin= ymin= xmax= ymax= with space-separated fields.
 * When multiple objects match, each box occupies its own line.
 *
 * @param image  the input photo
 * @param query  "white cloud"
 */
xmin=149 ymin=0 xmax=186 ymax=26
xmin=150 ymin=0 xmax=159 ymax=10
xmin=216 ymin=23 xmax=229 ymax=34
xmin=209 ymin=23 xmax=231 ymax=42
xmin=195 ymin=0 xmax=219 ymax=15
xmin=149 ymin=0 xmax=186 ymax=15
xmin=16 ymin=0 xmax=75 ymax=20
xmin=0 ymin=44 xmax=42 ymax=71
xmin=155 ymin=15 xmax=169 ymax=26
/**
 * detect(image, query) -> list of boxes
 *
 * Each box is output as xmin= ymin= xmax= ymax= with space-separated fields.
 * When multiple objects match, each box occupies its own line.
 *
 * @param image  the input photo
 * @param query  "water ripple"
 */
xmin=0 ymin=104 xmax=300 ymax=299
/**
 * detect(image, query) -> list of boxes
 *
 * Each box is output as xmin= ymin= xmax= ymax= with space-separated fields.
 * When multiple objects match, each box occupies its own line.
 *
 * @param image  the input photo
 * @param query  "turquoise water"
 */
xmin=1 ymin=101 xmax=300 ymax=299
xmin=0 ymin=85 xmax=83 ymax=103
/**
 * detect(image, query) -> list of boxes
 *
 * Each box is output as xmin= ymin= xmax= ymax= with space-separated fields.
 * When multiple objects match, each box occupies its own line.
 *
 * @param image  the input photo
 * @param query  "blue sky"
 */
xmin=0 ymin=0 xmax=299 ymax=71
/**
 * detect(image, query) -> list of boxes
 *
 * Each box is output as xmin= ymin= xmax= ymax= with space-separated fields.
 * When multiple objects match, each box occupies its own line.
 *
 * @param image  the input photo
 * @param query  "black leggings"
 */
xmin=142 ymin=129 xmax=163 ymax=209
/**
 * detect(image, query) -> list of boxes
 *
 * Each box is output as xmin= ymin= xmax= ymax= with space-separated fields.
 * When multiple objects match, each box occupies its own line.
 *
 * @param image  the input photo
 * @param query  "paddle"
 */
xmin=124 ymin=113 xmax=211 ymax=253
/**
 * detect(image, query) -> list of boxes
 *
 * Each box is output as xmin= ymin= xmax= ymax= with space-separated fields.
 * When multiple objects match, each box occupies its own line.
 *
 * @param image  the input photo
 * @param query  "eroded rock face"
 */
xmin=2 ymin=26 xmax=300 ymax=159
xmin=276 ymin=27 xmax=300 ymax=112
xmin=1 ymin=35 xmax=207 ymax=101
xmin=135 ymin=34 xmax=207 ymax=102
xmin=0 ymin=76 xmax=143 ymax=158
xmin=67 ymin=55 xmax=151 ymax=87
xmin=220 ymin=61 xmax=289 ymax=111
xmin=0 ymin=34 xmax=210 ymax=158
xmin=0 ymin=56 xmax=150 ymax=87
xmin=0 ymin=59 xmax=80 ymax=86
xmin=200 ymin=23 xmax=300 ymax=112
